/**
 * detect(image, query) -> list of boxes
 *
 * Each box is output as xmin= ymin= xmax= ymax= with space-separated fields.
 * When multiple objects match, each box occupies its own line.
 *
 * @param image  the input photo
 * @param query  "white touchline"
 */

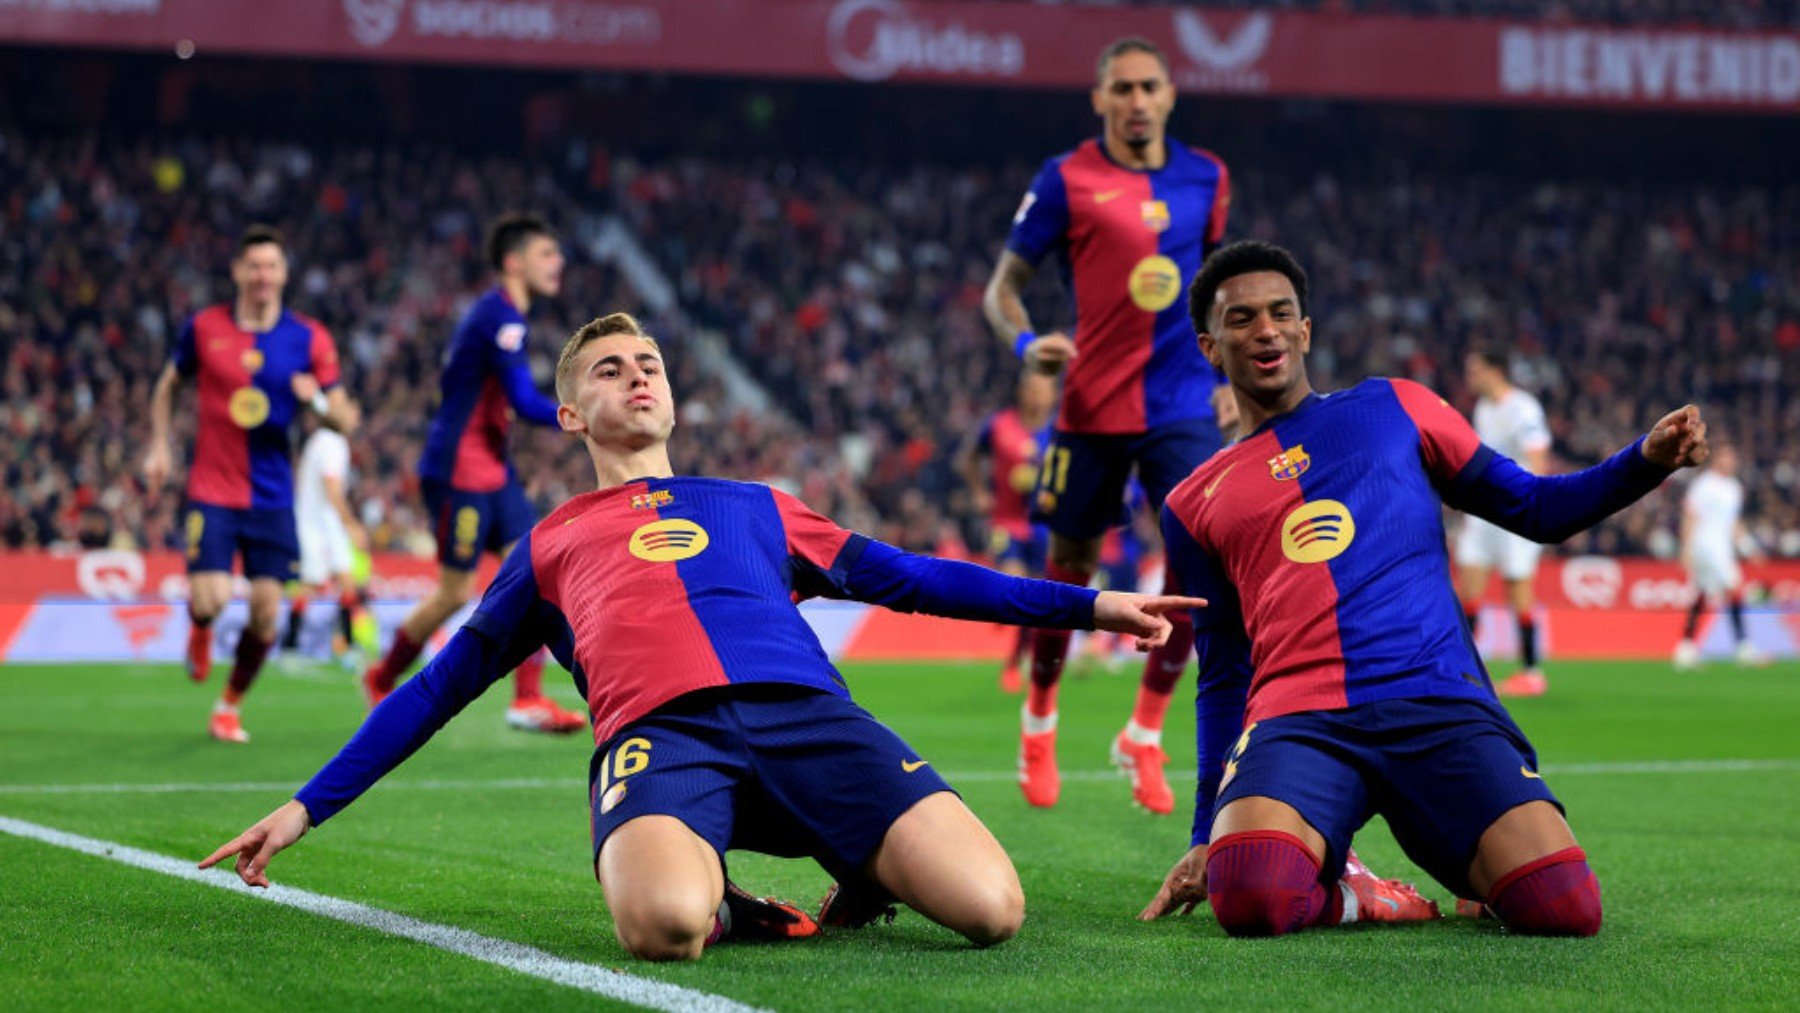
xmin=0 ymin=758 xmax=1796 ymax=796
xmin=0 ymin=816 xmax=768 ymax=1013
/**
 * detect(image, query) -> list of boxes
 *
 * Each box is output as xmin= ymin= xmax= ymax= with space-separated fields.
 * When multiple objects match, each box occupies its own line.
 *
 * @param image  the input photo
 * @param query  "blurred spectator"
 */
xmin=2 ymin=129 xmax=1795 ymax=561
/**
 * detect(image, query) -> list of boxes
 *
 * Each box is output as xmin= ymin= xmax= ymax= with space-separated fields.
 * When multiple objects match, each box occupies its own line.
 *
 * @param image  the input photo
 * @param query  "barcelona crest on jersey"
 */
xmin=1268 ymin=445 xmax=1311 ymax=481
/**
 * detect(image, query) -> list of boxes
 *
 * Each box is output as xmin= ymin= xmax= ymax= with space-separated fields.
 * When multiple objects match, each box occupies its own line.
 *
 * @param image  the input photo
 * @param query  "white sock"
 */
xmin=1021 ymin=708 xmax=1058 ymax=735
xmin=1122 ymin=719 xmax=1161 ymax=747
xmin=213 ymin=701 xmax=238 ymax=716
xmin=1337 ymin=882 xmax=1359 ymax=924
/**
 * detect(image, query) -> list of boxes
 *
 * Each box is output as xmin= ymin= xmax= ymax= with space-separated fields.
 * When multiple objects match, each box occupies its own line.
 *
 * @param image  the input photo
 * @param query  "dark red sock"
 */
xmin=1026 ymin=562 xmax=1089 ymax=717
xmin=373 ymin=629 xmax=425 ymax=689
xmin=1007 ymin=626 xmax=1032 ymax=668
xmin=226 ymin=630 xmax=273 ymax=697
xmin=1206 ymin=830 xmax=1341 ymax=937
xmin=187 ymin=611 xmax=213 ymax=672
xmin=513 ymin=649 xmax=545 ymax=702
xmin=1487 ymin=847 xmax=1601 ymax=937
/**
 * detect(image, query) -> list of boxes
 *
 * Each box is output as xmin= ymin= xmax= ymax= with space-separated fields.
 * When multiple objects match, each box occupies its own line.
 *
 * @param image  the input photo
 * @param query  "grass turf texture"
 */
xmin=1 ymin=657 xmax=1796 ymax=1010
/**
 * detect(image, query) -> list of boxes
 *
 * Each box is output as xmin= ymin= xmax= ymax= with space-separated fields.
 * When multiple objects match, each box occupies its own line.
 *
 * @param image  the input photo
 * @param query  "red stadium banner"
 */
xmin=0 ymin=548 xmax=496 ymax=602
xmin=3 ymin=1 xmax=1796 ymax=112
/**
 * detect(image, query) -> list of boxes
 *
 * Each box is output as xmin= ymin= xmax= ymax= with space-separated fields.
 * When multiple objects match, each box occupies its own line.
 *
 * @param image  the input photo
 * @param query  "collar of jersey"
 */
xmin=1246 ymin=390 xmax=1323 ymax=439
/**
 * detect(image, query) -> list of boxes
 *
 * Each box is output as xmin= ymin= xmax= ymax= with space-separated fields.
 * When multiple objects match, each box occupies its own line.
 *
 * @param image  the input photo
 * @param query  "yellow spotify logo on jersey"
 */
xmin=1128 ymin=255 xmax=1182 ymax=312
xmin=228 ymin=386 xmax=270 ymax=428
xmin=629 ymin=519 xmax=711 ymax=562
xmin=1281 ymin=500 xmax=1356 ymax=564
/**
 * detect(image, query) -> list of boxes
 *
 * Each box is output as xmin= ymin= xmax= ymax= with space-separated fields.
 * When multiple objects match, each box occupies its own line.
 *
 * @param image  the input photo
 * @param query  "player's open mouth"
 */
xmin=1249 ymin=350 xmax=1287 ymax=372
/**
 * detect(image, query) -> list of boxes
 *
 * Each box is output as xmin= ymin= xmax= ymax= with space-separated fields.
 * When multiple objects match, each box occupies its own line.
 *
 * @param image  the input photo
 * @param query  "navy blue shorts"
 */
xmin=423 ymin=477 xmax=536 ymax=571
xmin=183 ymin=503 xmax=298 ymax=582
xmin=1212 ymin=695 xmax=1561 ymax=899
xmin=588 ymin=685 xmax=955 ymax=878
xmin=1031 ymin=419 xmax=1221 ymax=539
xmin=989 ymin=526 xmax=1048 ymax=574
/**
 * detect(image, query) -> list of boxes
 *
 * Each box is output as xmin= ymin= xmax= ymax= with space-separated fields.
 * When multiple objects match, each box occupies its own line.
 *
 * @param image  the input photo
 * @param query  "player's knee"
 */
xmin=1205 ymin=832 xmax=1322 ymax=938
xmin=953 ymin=876 xmax=1025 ymax=947
xmin=1487 ymin=847 xmax=1602 ymax=938
xmin=612 ymin=899 xmax=715 ymax=962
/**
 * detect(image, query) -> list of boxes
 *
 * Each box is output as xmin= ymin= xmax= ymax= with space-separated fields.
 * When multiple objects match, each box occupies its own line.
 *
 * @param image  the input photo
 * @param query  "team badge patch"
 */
xmin=227 ymin=387 xmax=271 ymax=428
xmin=629 ymin=519 xmax=710 ymax=562
xmin=630 ymin=489 xmax=675 ymax=511
xmin=1281 ymin=500 xmax=1355 ymax=564
xmin=496 ymin=322 xmax=527 ymax=353
xmin=1267 ymin=445 xmax=1310 ymax=481
xmin=240 ymin=348 xmax=264 ymax=374
xmin=1128 ymin=255 xmax=1183 ymax=312
xmin=1140 ymin=199 xmax=1171 ymax=233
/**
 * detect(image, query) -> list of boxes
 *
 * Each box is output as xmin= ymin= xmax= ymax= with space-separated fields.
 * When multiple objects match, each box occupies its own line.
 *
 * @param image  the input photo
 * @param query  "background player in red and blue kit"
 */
xmin=956 ymin=370 xmax=1056 ymax=692
xmin=984 ymin=37 xmax=1231 ymax=814
xmin=202 ymin=313 xmax=1202 ymax=961
xmin=1140 ymin=242 xmax=1710 ymax=937
xmin=143 ymin=225 xmax=356 ymax=743
xmin=362 ymin=214 xmax=585 ymax=734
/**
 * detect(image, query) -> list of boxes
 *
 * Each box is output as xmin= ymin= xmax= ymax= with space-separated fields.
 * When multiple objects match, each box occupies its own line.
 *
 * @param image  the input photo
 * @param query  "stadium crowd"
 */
xmin=4 ymin=129 xmax=1797 ymax=563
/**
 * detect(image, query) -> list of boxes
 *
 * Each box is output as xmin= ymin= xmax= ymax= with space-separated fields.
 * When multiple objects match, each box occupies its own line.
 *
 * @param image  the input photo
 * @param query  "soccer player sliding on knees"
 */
xmin=1139 ymin=241 xmax=1708 ymax=937
xmin=202 ymin=313 xmax=1202 ymax=960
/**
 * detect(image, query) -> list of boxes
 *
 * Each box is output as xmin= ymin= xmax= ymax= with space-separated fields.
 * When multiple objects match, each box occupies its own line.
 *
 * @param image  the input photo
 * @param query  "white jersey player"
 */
xmin=1455 ymin=349 xmax=1553 ymax=697
xmin=283 ymin=408 xmax=369 ymax=659
xmin=1675 ymin=444 xmax=1766 ymax=668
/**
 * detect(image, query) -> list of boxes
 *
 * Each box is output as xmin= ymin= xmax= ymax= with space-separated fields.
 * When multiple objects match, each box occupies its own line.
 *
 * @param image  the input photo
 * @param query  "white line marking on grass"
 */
xmin=0 ymin=816 xmax=767 ymax=1013
xmin=2 ymin=758 xmax=1795 ymax=796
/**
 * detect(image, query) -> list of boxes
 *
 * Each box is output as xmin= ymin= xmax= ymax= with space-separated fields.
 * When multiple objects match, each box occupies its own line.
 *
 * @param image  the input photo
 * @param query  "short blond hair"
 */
xmin=555 ymin=312 xmax=662 ymax=402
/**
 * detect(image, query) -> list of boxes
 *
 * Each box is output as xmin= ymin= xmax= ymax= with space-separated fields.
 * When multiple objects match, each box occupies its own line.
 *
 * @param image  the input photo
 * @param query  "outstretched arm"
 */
xmin=198 ymin=627 xmax=524 ymax=885
xmin=839 ymin=539 xmax=1202 ymax=649
xmin=1446 ymin=406 xmax=1705 ymax=544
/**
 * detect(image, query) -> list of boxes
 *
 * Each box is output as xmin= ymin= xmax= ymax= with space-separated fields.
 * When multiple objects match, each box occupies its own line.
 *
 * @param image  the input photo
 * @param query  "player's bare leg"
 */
xmin=1457 ymin=562 xmax=1490 ymax=639
xmin=186 ymin=571 xmax=232 ymax=683
xmin=599 ymin=815 xmax=726 ymax=961
xmin=1203 ymin=796 xmax=1438 ymax=936
xmin=211 ymin=577 xmax=282 ymax=743
xmin=863 ymin=791 xmax=1024 ymax=946
xmin=1020 ymin=534 xmax=1100 ymax=807
xmin=1112 ymin=561 xmax=1189 ymax=814
xmin=1465 ymin=800 xmax=1600 ymax=936
xmin=598 ymin=815 xmax=815 ymax=961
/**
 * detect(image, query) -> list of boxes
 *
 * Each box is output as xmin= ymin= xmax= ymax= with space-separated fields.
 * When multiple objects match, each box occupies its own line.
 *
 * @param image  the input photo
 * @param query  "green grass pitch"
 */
xmin=2 ymin=655 xmax=1796 ymax=1010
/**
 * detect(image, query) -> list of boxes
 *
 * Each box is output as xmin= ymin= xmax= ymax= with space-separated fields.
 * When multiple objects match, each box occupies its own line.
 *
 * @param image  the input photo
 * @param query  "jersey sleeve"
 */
xmin=1006 ymin=158 xmax=1071 ymax=266
xmin=1389 ymin=378 xmax=1484 ymax=484
xmin=172 ymin=317 xmax=199 ymax=377
xmin=1199 ymin=149 xmax=1231 ymax=251
xmin=307 ymin=320 xmax=343 ymax=390
xmin=1162 ymin=504 xmax=1252 ymax=847
xmin=772 ymin=488 xmax=860 ymax=593
xmin=465 ymin=535 xmax=554 ymax=659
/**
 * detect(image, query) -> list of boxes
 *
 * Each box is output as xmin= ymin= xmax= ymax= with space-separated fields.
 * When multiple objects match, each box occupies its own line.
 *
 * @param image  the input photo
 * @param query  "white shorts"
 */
xmin=1686 ymin=546 xmax=1742 ymax=596
xmin=297 ymin=513 xmax=354 ymax=586
xmin=1455 ymin=516 xmax=1543 ymax=582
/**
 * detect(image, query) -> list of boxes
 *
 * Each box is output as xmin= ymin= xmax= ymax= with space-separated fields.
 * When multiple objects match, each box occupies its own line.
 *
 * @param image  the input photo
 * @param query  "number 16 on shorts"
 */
xmin=595 ymin=737 xmax=652 ymax=814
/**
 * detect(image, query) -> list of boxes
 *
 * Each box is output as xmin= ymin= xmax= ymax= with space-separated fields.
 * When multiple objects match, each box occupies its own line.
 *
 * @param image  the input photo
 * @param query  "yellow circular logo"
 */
xmin=1008 ymin=461 xmax=1039 ymax=495
xmin=1281 ymin=500 xmax=1356 ymax=564
xmin=227 ymin=386 xmax=270 ymax=428
xmin=628 ymin=519 xmax=710 ymax=562
xmin=1128 ymin=255 xmax=1183 ymax=313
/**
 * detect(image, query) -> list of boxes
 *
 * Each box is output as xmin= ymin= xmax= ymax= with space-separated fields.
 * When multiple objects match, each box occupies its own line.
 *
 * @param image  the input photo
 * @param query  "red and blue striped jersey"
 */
xmin=1164 ymin=378 xmax=1674 ymax=726
xmin=1008 ymin=137 xmax=1230 ymax=435
xmin=173 ymin=305 xmax=340 ymax=510
xmin=419 ymin=287 xmax=560 ymax=492
xmin=292 ymin=476 xmax=1105 ymax=822
xmin=976 ymin=408 xmax=1044 ymax=541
